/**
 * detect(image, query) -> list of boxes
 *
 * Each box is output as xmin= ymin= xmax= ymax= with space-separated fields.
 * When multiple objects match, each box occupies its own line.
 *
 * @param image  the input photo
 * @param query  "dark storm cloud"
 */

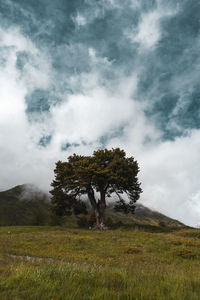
xmin=137 ymin=0 xmax=200 ymax=139
xmin=1 ymin=0 xmax=199 ymax=140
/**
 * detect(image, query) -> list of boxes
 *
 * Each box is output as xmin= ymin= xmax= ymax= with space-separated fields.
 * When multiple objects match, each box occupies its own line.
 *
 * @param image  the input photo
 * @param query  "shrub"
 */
xmin=77 ymin=216 xmax=89 ymax=228
xmin=106 ymin=217 xmax=114 ymax=228
xmin=77 ymin=213 xmax=96 ymax=228
xmin=114 ymin=221 xmax=124 ymax=228
xmin=158 ymin=220 xmax=166 ymax=227
xmin=172 ymin=240 xmax=183 ymax=246
xmin=124 ymin=247 xmax=143 ymax=254
xmin=88 ymin=213 xmax=96 ymax=227
xmin=172 ymin=248 xmax=198 ymax=259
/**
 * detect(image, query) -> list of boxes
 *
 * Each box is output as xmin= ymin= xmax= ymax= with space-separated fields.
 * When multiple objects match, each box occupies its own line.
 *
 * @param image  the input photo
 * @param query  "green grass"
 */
xmin=0 ymin=226 xmax=200 ymax=299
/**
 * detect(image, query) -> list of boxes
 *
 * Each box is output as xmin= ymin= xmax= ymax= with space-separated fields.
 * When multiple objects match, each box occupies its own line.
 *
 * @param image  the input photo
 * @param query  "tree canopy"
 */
xmin=50 ymin=148 xmax=142 ymax=229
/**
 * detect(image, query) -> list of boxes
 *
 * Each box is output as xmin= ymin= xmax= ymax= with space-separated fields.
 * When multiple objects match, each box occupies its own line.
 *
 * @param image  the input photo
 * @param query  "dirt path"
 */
xmin=8 ymin=254 xmax=54 ymax=263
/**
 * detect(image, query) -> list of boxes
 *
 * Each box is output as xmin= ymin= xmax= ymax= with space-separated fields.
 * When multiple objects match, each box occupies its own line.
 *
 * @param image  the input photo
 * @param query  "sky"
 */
xmin=0 ymin=0 xmax=200 ymax=226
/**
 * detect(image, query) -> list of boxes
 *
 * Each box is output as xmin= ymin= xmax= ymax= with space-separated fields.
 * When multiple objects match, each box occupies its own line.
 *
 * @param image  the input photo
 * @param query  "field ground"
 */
xmin=0 ymin=225 xmax=200 ymax=299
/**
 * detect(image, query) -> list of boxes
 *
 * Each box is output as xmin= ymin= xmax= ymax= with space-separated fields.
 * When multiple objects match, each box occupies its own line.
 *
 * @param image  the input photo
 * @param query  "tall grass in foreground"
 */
xmin=0 ymin=226 xmax=200 ymax=299
xmin=1 ymin=259 xmax=200 ymax=300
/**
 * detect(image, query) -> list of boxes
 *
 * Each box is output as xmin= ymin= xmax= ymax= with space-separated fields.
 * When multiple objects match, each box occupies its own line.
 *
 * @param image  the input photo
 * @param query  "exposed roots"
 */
xmin=92 ymin=224 xmax=110 ymax=231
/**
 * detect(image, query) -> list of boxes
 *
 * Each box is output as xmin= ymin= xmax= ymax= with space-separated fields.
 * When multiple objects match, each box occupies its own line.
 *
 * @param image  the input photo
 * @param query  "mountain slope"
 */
xmin=106 ymin=204 xmax=184 ymax=228
xmin=0 ymin=184 xmax=51 ymax=225
xmin=0 ymin=184 xmax=185 ymax=227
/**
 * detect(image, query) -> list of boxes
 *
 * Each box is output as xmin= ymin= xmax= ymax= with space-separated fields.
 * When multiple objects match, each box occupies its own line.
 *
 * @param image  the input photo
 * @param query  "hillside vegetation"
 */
xmin=0 ymin=226 xmax=200 ymax=299
xmin=0 ymin=184 xmax=51 ymax=225
xmin=0 ymin=185 xmax=183 ymax=228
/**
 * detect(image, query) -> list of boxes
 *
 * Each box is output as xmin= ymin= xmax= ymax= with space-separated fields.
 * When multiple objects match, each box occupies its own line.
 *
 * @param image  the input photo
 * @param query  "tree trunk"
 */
xmin=94 ymin=189 xmax=107 ymax=230
xmin=94 ymin=207 xmax=107 ymax=230
xmin=87 ymin=187 xmax=108 ymax=230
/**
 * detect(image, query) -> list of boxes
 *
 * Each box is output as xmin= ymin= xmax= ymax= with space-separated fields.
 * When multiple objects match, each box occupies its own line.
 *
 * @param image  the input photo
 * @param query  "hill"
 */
xmin=0 ymin=184 xmax=51 ymax=226
xmin=0 ymin=184 xmax=185 ymax=228
xmin=106 ymin=203 xmax=184 ymax=227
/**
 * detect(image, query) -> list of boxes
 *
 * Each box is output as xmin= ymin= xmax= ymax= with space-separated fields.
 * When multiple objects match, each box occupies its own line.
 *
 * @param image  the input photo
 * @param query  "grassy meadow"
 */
xmin=0 ymin=225 xmax=200 ymax=299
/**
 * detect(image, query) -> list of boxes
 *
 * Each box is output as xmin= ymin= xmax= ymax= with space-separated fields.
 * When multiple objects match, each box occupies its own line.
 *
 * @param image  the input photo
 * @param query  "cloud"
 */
xmin=0 ymin=26 xmax=53 ymax=190
xmin=0 ymin=0 xmax=200 ymax=227
xmin=73 ymin=12 xmax=87 ymax=27
xmin=138 ymin=130 xmax=200 ymax=226
xmin=51 ymin=76 xmax=137 ymax=144
xmin=126 ymin=1 xmax=178 ymax=49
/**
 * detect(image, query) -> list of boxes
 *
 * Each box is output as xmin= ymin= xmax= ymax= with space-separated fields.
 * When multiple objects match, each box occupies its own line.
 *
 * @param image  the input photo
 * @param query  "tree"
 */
xmin=50 ymin=148 xmax=142 ymax=230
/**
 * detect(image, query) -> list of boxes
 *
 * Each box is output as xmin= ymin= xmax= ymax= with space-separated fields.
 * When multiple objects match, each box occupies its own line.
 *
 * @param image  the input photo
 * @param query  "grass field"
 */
xmin=0 ymin=225 xmax=200 ymax=299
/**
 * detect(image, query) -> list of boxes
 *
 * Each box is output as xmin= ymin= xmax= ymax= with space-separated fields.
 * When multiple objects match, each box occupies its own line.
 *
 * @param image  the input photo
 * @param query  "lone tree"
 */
xmin=50 ymin=148 xmax=142 ymax=229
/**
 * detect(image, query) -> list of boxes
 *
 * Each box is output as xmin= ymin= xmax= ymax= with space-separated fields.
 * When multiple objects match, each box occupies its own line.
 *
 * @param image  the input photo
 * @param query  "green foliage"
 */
xmin=49 ymin=212 xmax=63 ymax=226
xmin=77 ymin=216 xmax=89 ymax=228
xmin=77 ymin=213 xmax=96 ymax=228
xmin=88 ymin=212 xmax=96 ymax=227
xmin=50 ymin=148 xmax=142 ymax=227
xmin=106 ymin=217 xmax=114 ymax=228
xmin=0 ymin=198 xmax=51 ymax=226
xmin=73 ymin=200 xmax=88 ymax=215
xmin=0 ymin=185 xmax=51 ymax=226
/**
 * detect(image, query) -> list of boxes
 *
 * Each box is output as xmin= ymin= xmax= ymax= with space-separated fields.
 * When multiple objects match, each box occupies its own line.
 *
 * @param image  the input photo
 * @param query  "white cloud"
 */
xmin=51 ymin=87 xmax=135 ymax=145
xmin=136 ymin=131 xmax=200 ymax=226
xmin=0 ymin=26 xmax=52 ymax=190
xmin=74 ymin=13 xmax=87 ymax=27
xmin=1 ymin=23 xmax=200 ymax=228
xmin=135 ymin=10 xmax=161 ymax=49
xmin=126 ymin=2 xmax=178 ymax=49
